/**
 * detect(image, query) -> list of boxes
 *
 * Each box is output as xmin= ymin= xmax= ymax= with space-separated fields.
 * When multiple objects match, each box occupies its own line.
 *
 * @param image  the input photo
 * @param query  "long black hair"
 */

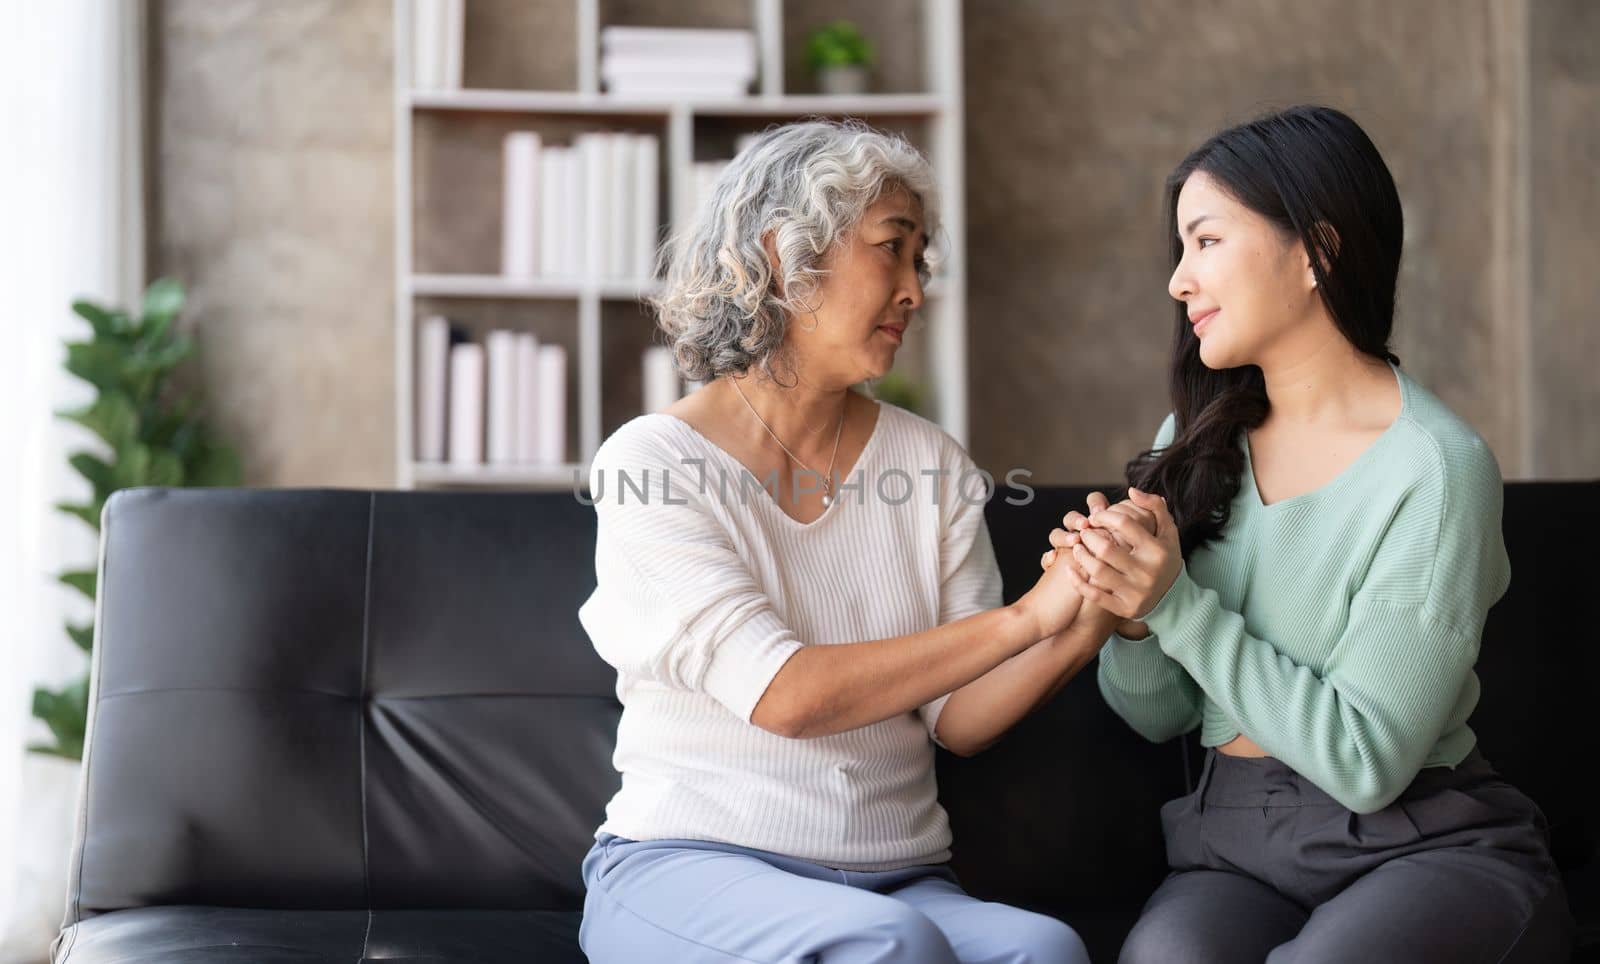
xmin=1126 ymin=105 xmax=1405 ymax=556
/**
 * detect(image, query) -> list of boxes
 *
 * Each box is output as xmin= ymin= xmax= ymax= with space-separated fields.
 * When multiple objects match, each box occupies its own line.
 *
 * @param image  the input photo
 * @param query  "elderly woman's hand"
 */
xmin=1040 ymin=489 xmax=1167 ymax=633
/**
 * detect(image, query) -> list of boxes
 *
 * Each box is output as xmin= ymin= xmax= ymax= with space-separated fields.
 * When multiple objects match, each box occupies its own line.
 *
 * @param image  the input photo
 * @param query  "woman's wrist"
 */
xmin=1008 ymin=594 xmax=1047 ymax=645
xmin=1117 ymin=620 xmax=1151 ymax=641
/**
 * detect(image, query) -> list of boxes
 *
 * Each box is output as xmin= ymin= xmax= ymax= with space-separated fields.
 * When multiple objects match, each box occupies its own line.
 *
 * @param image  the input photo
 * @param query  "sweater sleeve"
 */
xmin=1140 ymin=431 xmax=1511 ymax=812
xmin=918 ymin=442 xmax=1004 ymax=749
xmin=1096 ymin=411 xmax=1205 ymax=743
xmin=577 ymin=424 xmax=805 ymax=725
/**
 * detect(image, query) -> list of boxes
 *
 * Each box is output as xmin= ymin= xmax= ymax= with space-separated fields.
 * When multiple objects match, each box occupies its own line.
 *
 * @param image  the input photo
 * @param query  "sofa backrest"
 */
xmin=62 ymin=488 xmax=619 ymax=926
xmin=61 ymin=481 xmax=1596 ymax=928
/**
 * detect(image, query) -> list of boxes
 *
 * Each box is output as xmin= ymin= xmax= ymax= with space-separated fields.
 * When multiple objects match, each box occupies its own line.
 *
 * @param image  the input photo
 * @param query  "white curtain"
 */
xmin=0 ymin=1 xmax=147 ymax=960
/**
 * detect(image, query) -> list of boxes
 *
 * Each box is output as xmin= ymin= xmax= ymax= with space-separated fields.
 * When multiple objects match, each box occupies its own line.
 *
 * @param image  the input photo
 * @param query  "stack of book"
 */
xmin=416 ymin=317 xmax=569 ymax=467
xmin=409 ymin=0 xmax=463 ymax=91
xmin=600 ymin=27 xmax=757 ymax=99
xmin=502 ymin=130 xmax=662 ymax=282
xmin=416 ymin=321 xmax=693 ymax=468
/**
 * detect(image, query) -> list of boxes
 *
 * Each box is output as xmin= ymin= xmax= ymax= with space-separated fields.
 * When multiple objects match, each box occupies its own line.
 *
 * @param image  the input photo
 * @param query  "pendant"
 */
xmin=821 ymin=492 xmax=833 ymax=508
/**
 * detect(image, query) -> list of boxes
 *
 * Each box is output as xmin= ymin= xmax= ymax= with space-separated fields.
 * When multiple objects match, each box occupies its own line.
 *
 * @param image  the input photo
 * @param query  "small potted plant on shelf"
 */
xmin=807 ymin=20 xmax=875 ymax=96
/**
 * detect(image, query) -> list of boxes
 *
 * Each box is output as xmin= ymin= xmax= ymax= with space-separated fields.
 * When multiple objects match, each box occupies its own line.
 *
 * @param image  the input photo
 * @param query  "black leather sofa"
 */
xmin=50 ymin=482 xmax=1597 ymax=963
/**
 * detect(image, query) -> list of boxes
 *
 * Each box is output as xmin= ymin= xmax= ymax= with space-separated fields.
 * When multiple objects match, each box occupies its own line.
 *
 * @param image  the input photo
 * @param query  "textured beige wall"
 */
xmin=150 ymin=0 xmax=1597 ymax=488
xmin=1529 ymin=0 xmax=1600 ymax=478
xmin=965 ymin=0 xmax=1594 ymax=483
xmin=151 ymin=0 xmax=395 ymax=487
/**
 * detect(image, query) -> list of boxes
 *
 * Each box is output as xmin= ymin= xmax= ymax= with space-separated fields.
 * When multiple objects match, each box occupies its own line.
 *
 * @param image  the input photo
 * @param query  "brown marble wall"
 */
xmin=149 ymin=0 xmax=1596 ymax=488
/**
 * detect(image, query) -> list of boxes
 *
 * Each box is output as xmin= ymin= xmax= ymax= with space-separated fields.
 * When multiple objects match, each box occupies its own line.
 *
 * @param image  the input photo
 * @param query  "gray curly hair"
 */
xmin=651 ymin=118 xmax=941 ymax=386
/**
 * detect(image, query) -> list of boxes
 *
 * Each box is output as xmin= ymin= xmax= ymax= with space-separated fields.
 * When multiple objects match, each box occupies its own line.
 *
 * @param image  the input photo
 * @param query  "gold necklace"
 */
xmin=730 ymin=379 xmax=847 ymax=507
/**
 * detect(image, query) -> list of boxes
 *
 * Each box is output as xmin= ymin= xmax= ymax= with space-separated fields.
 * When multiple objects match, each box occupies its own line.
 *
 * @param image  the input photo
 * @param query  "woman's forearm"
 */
xmin=931 ymin=601 xmax=1124 ymax=756
xmin=754 ymin=594 xmax=1074 ymax=740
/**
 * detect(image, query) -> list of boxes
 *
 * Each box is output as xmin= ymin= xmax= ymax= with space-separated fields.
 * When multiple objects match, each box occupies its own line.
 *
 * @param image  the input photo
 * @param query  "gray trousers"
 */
xmin=1119 ymin=747 xmax=1575 ymax=964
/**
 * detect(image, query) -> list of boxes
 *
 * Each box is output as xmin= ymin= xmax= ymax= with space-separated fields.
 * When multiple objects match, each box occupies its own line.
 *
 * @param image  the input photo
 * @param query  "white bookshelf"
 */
xmin=393 ymin=0 xmax=968 ymax=490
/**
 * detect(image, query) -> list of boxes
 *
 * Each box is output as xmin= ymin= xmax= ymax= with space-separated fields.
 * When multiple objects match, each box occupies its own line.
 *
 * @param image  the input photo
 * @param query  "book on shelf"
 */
xmin=409 ymin=0 xmax=462 ymax=91
xmin=600 ymin=26 xmax=757 ymax=58
xmin=535 ymin=344 xmax=567 ymax=466
xmin=485 ymin=330 xmax=518 ymax=463
xmin=562 ymin=145 xmax=586 ymax=278
xmin=514 ymin=333 xmax=540 ymax=462
xmin=417 ymin=315 xmax=456 ymax=462
xmin=501 ymin=132 xmax=541 ymax=278
xmin=447 ymin=340 xmax=483 ymax=465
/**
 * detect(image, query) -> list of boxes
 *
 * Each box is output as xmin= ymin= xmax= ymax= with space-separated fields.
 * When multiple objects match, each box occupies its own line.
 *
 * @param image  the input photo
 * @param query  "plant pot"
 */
xmin=0 ymin=753 xmax=82 ymax=964
xmin=817 ymin=64 xmax=870 ymax=96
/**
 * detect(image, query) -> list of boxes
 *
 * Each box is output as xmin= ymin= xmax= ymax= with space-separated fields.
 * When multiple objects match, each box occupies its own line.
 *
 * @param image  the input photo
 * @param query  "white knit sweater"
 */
xmin=576 ymin=397 xmax=1004 ymax=871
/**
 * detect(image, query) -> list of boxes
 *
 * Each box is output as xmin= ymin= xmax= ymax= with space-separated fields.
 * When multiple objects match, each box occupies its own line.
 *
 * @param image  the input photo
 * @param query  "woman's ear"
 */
xmin=1305 ymin=220 xmax=1340 ymax=290
xmin=761 ymin=230 xmax=784 ymax=298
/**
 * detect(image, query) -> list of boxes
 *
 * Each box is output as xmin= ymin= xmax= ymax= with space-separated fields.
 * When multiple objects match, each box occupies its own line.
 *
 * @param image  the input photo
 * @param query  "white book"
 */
xmin=608 ymin=133 xmax=634 ymax=280
xmin=632 ymin=134 xmax=660 ymax=280
xmin=440 ymin=0 xmax=463 ymax=89
xmin=417 ymin=316 xmax=450 ymax=461
xmin=447 ymin=341 xmax=484 ymax=465
xmin=601 ymin=54 xmax=756 ymax=81
xmin=411 ymin=0 xmax=443 ymax=89
xmin=600 ymin=27 xmax=755 ymax=59
xmin=565 ymin=142 xmax=587 ymax=278
xmin=501 ymin=132 xmax=541 ymax=278
xmin=607 ymin=80 xmax=752 ymax=99
xmin=538 ymin=147 xmax=564 ymax=278
xmin=514 ymin=333 xmax=540 ymax=461
xmin=642 ymin=346 xmax=680 ymax=415
xmin=485 ymin=330 xmax=518 ymax=464
xmin=536 ymin=345 xmax=568 ymax=465
xmin=547 ymin=148 xmax=573 ymax=277
xmin=579 ymin=133 xmax=612 ymax=282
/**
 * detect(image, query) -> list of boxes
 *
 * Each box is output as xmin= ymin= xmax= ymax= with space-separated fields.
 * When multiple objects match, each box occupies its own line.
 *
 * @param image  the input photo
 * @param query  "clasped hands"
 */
xmin=1035 ymin=487 xmax=1184 ymax=639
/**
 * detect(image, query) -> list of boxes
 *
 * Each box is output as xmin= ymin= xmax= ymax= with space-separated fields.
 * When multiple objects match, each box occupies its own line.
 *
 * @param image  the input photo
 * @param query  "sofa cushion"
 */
xmin=52 ymin=906 xmax=583 ymax=963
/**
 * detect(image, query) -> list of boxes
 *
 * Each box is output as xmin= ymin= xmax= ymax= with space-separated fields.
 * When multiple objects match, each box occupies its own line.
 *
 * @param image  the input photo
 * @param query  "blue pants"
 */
xmin=580 ymin=832 xmax=1091 ymax=963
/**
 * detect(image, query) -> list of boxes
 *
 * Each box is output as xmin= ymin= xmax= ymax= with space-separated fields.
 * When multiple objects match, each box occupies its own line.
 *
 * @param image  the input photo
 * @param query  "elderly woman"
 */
xmin=575 ymin=119 xmax=1127 ymax=963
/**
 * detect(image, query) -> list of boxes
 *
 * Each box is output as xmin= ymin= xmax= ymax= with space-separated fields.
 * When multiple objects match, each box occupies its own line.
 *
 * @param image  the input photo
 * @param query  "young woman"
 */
xmin=576 ymin=119 xmax=1125 ymax=964
xmin=1043 ymin=105 xmax=1575 ymax=962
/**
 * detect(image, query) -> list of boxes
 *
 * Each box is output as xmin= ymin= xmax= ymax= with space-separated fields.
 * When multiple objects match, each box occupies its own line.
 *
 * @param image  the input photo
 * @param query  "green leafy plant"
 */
xmin=30 ymin=277 xmax=241 ymax=760
xmin=806 ymin=20 xmax=875 ymax=71
xmin=870 ymin=369 xmax=926 ymax=416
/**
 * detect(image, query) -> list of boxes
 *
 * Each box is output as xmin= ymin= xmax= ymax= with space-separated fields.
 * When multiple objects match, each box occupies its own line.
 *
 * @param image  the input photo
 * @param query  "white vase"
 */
xmin=0 ymin=753 xmax=82 ymax=964
xmin=817 ymin=65 xmax=870 ymax=96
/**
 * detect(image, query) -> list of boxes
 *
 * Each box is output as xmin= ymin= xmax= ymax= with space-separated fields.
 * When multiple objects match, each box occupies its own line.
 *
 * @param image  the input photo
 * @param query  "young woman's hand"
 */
xmin=1041 ymin=488 xmax=1182 ymax=621
xmin=1041 ymin=491 xmax=1154 ymax=637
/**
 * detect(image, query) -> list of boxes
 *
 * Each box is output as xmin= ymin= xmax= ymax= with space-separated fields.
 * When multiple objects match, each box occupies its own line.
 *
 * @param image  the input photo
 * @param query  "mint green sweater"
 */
xmin=1097 ymin=361 xmax=1511 ymax=813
